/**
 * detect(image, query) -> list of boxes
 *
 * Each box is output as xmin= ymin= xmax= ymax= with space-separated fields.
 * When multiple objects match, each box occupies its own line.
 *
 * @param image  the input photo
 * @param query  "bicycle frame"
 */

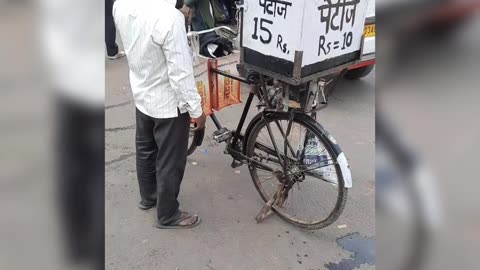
xmin=206 ymin=70 xmax=275 ymax=170
xmin=206 ymin=69 xmax=311 ymax=178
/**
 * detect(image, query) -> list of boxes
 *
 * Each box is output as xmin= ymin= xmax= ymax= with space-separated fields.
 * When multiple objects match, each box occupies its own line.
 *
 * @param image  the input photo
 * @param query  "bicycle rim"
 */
xmin=246 ymin=112 xmax=347 ymax=229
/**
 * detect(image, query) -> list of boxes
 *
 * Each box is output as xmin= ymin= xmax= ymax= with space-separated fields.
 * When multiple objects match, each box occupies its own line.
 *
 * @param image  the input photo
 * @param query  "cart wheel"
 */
xmin=245 ymin=111 xmax=348 ymax=230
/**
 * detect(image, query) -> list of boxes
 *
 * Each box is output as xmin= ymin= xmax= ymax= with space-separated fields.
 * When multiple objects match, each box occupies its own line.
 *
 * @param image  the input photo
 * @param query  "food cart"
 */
xmin=239 ymin=0 xmax=369 ymax=84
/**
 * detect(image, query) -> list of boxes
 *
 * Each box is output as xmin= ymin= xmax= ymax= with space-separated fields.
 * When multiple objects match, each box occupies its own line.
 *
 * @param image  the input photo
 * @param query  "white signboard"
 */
xmin=242 ymin=0 xmax=368 ymax=68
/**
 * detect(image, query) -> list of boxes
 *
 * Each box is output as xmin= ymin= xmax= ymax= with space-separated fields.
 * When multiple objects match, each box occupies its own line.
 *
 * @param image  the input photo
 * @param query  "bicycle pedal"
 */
xmin=213 ymin=128 xmax=232 ymax=143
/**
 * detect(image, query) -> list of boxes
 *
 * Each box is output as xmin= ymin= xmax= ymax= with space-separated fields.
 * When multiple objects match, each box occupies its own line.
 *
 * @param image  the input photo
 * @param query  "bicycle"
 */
xmin=186 ymin=25 xmax=353 ymax=230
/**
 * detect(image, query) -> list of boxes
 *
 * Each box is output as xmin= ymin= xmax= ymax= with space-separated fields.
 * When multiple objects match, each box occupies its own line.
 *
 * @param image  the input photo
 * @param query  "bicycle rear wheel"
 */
xmin=245 ymin=112 xmax=348 ymax=229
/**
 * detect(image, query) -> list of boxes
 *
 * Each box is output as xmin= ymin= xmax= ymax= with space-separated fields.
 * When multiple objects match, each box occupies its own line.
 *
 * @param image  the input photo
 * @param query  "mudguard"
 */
xmin=314 ymin=122 xmax=353 ymax=188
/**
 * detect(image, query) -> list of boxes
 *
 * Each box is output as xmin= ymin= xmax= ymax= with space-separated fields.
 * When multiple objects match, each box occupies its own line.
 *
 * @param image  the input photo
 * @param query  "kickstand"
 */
xmin=255 ymin=184 xmax=285 ymax=223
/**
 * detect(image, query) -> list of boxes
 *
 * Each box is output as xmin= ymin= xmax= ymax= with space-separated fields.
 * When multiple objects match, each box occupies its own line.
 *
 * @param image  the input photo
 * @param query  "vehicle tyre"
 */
xmin=344 ymin=65 xmax=374 ymax=80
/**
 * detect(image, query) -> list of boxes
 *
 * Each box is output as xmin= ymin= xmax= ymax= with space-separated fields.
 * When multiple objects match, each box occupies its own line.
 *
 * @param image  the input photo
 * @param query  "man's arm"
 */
xmin=159 ymin=12 xmax=204 ymax=120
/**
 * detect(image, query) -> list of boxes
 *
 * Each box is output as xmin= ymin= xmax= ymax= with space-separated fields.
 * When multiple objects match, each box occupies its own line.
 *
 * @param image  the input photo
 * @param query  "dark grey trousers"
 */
xmin=135 ymin=108 xmax=190 ymax=225
xmin=105 ymin=0 xmax=118 ymax=56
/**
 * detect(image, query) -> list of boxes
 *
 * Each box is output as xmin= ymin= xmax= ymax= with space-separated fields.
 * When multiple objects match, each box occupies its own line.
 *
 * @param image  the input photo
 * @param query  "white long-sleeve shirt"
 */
xmin=113 ymin=0 xmax=203 ymax=118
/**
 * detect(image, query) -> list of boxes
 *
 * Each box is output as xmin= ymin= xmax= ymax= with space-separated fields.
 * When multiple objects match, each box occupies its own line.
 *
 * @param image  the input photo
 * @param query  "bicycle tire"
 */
xmin=245 ymin=111 xmax=348 ymax=230
xmin=187 ymin=125 xmax=205 ymax=156
xmin=187 ymin=137 xmax=198 ymax=156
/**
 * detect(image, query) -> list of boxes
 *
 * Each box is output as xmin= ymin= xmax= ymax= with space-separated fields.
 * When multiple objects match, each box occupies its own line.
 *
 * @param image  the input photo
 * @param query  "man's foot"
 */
xmin=138 ymin=201 xmax=156 ymax=210
xmin=156 ymin=211 xmax=201 ymax=229
xmin=107 ymin=51 xmax=126 ymax=60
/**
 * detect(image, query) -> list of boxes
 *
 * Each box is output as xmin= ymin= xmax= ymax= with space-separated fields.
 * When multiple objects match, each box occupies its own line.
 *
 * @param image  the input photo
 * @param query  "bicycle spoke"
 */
xmin=259 ymin=131 xmax=271 ymax=146
xmin=300 ymin=162 xmax=337 ymax=176
xmin=273 ymin=120 xmax=296 ymax=157
xmin=263 ymin=119 xmax=285 ymax=168
xmin=254 ymin=142 xmax=298 ymax=165
xmin=259 ymin=176 xmax=274 ymax=184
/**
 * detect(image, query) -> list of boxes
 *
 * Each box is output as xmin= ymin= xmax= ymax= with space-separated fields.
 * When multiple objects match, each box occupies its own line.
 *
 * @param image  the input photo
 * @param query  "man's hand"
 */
xmin=192 ymin=112 xmax=206 ymax=130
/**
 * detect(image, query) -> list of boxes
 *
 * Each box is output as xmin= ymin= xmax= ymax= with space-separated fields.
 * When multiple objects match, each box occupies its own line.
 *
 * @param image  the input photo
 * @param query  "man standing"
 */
xmin=113 ymin=0 xmax=206 ymax=229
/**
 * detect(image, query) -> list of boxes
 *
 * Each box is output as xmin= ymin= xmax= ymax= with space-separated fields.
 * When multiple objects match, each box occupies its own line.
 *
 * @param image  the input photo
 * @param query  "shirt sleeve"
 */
xmin=160 ymin=12 xmax=203 ymax=118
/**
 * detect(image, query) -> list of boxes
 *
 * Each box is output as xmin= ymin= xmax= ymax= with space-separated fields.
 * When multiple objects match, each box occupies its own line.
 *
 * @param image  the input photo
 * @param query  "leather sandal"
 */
xmin=156 ymin=211 xmax=201 ymax=229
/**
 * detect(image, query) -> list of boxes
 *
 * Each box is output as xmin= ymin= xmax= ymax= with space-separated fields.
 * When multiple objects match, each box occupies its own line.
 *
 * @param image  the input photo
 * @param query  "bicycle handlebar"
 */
xmin=187 ymin=26 xmax=236 ymax=37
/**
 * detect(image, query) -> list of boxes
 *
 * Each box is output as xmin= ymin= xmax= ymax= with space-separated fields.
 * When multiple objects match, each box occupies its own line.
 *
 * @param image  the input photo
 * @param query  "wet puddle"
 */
xmin=325 ymin=232 xmax=375 ymax=270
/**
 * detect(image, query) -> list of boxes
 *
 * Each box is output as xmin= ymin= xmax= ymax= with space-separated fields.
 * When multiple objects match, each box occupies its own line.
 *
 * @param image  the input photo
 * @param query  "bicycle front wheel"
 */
xmin=245 ymin=112 xmax=348 ymax=230
xmin=187 ymin=123 xmax=197 ymax=156
xmin=187 ymin=123 xmax=205 ymax=156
